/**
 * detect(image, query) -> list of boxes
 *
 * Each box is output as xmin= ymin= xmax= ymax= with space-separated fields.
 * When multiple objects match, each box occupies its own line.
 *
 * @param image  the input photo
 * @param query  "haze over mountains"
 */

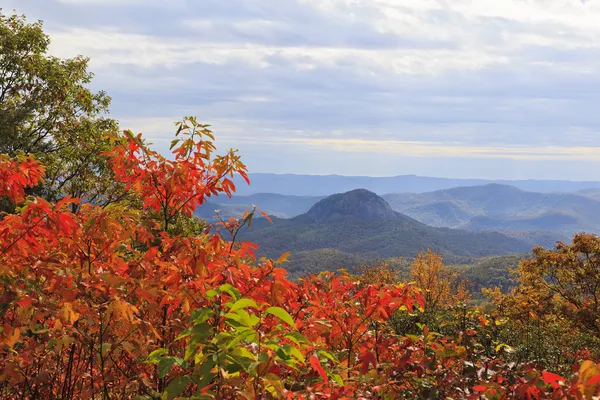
xmin=232 ymin=173 xmax=600 ymax=196
xmin=383 ymin=184 xmax=600 ymax=235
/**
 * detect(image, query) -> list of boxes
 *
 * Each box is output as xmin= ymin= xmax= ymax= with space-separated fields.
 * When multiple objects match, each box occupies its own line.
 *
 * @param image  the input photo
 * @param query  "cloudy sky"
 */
xmin=5 ymin=0 xmax=600 ymax=179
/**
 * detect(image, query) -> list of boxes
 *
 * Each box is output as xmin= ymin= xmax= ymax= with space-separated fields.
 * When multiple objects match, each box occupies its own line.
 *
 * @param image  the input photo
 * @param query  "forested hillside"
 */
xmin=237 ymin=189 xmax=532 ymax=276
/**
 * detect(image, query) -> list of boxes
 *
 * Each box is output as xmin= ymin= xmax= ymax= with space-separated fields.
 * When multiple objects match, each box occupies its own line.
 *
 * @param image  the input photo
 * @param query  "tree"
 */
xmin=409 ymin=249 xmax=470 ymax=311
xmin=513 ymin=234 xmax=600 ymax=337
xmin=0 ymin=12 xmax=122 ymax=210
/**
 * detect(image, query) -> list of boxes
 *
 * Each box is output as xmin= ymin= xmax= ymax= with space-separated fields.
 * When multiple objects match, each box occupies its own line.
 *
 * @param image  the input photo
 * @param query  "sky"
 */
xmin=5 ymin=0 xmax=600 ymax=180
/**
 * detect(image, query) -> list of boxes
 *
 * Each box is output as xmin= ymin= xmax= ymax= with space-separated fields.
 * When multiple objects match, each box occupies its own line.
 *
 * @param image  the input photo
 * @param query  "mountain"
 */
xmin=578 ymin=188 xmax=600 ymax=201
xmin=383 ymin=184 xmax=600 ymax=237
xmin=238 ymin=189 xmax=532 ymax=277
xmin=232 ymin=173 xmax=600 ymax=196
xmin=304 ymin=189 xmax=398 ymax=222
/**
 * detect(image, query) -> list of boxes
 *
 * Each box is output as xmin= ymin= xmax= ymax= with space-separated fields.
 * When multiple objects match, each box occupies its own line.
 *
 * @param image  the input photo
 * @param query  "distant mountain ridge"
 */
xmin=382 ymin=183 xmax=600 ymax=236
xmin=237 ymin=189 xmax=532 ymax=276
xmin=232 ymin=173 xmax=600 ymax=196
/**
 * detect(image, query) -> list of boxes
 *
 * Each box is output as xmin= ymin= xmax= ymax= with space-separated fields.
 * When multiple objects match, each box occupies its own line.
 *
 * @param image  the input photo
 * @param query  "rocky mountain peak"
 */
xmin=305 ymin=189 xmax=398 ymax=222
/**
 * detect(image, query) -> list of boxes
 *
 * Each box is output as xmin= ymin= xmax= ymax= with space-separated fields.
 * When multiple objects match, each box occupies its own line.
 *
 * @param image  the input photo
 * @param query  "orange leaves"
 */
xmin=2 ymin=326 xmax=21 ymax=349
xmin=104 ymin=118 xmax=249 ymax=228
xmin=144 ymin=246 xmax=159 ymax=261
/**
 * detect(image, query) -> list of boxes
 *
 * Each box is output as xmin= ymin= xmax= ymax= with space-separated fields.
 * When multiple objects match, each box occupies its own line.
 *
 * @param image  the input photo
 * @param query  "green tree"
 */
xmin=0 ymin=12 xmax=124 ymax=210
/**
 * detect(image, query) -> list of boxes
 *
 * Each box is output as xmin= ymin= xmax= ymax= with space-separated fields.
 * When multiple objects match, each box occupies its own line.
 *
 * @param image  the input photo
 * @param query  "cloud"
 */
xmin=4 ymin=0 xmax=600 ymax=179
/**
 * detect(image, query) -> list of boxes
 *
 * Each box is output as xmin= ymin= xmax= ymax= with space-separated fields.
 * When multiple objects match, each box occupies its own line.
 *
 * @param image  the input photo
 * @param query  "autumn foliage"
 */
xmin=1 ymin=121 xmax=600 ymax=399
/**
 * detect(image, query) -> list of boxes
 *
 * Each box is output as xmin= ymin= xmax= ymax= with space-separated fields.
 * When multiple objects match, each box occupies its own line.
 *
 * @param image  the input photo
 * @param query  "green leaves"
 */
xmin=146 ymin=348 xmax=168 ymax=364
xmin=158 ymin=357 xmax=186 ymax=379
xmin=265 ymin=307 xmax=296 ymax=329
xmin=229 ymin=298 xmax=257 ymax=313
xmin=145 ymin=349 xmax=187 ymax=379
xmin=162 ymin=376 xmax=191 ymax=400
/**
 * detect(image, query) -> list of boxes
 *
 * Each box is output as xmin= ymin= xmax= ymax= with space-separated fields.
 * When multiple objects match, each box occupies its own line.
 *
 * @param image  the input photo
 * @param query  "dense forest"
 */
xmin=2 ymin=12 xmax=600 ymax=399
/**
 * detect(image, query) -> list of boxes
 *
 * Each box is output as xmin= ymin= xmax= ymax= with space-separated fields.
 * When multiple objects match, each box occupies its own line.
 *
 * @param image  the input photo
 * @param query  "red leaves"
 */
xmin=310 ymin=355 xmax=328 ymax=384
xmin=57 ymin=213 xmax=77 ymax=234
xmin=542 ymin=371 xmax=565 ymax=389
xmin=589 ymin=374 xmax=600 ymax=385
xmin=473 ymin=385 xmax=488 ymax=393
xmin=0 ymin=155 xmax=45 ymax=203
xmin=15 ymin=298 xmax=34 ymax=308
xmin=359 ymin=351 xmax=376 ymax=374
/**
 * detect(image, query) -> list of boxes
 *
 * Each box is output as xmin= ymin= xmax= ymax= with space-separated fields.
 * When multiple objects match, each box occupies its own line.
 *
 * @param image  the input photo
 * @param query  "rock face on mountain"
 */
xmin=305 ymin=189 xmax=398 ymax=222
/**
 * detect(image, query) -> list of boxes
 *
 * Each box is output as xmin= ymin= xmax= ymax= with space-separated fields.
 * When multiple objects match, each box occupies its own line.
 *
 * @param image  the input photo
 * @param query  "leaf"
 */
xmin=146 ymin=348 xmax=168 ymax=364
xmin=5 ymin=327 xmax=20 ymax=348
xmin=101 ymin=343 xmax=112 ymax=358
xmin=144 ymin=246 xmax=159 ymax=261
xmin=284 ymin=332 xmax=309 ymax=345
xmin=288 ymin=346 xmax=304 ymax=362
xmin=57 ymin=213 xmax=76 ymax=233
xmin=495 ymin=343 xmax=514 ymax=353
xmin=276 ymin=252 xmax=290 ymax=264
xmin=15 ymin=298 xmax=34 ymax=308
xmin=219 ymin=284 xmax=241 ymax=301
xmin=331 ymin=374 xmax=344 ymax=386
xmin=60 ymin=303 xmax=80 ymax=324
xmin=229 ymin=298 xmax=257 ymax=313
xmin=162 ymin=376 xmax=191 ymax=400
xmin=310 ymin=355 xmax=328 ymax=384
xmin=265 ymin=307 xmax=296 ymax=328
xmin=359 ymin=351 xmax=377 ymax=375
xmin=158 ymin=357 xmax=177 ymax=379
xmin=588 ymin=374 xmax=600 ymax=385
xmin=542 ymin=371 xmax=565 ymax=389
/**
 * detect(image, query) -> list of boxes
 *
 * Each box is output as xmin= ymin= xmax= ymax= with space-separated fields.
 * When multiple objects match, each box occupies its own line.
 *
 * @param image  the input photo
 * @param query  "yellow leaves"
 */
xmin=182 ymin=298 xmax=191 ymax=314
xmin=110 ymin=298 xmax=139 ymax=324
xmin=577 ymin=361 xmax=600 ymax=398
xmin=276 ymin=252 xmax=290 ymax=265
xmin=495 ymin=343 xmax=514 ymax=354
xmin=60 ymin=303 xmax=80 ymax=324
xmin=409 ymin=249 xmax=467 ymax=310
xmin=3 ymin=327 xmax=20 ymax=349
